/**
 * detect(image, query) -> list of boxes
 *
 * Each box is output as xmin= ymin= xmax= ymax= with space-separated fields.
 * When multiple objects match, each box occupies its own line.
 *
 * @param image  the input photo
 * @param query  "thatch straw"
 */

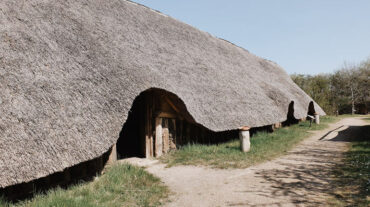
xmin=0 ymin=0 xmax=325 ymax=188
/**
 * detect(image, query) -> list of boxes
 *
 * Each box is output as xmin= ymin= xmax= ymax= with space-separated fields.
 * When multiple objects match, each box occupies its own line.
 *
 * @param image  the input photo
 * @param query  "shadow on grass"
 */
xmin=245 ymin=125 xmax=369 ymax=207
xmin=329 ymin=125 xmax=370 ymax=206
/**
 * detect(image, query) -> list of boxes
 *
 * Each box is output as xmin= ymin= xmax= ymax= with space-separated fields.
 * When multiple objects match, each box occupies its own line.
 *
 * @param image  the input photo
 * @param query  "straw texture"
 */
xmin=0 ymin=0 xmax=325 ymax=188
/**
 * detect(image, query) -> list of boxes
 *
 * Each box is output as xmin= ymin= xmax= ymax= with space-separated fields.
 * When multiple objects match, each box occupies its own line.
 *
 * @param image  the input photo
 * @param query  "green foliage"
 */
xmin=291 ymin=58 xmax=370 ymax=115
xmin=1 ymin=164 xmax=168 ymax=207
xmin=160 ymin=116 xmax=339 ymax=169
xmin=291 ymin=73 xmax=333 ymax=113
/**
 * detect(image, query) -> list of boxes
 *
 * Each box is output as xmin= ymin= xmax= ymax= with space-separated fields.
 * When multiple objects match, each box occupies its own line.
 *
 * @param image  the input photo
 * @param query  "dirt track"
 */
xmin=124 ymin=117 xmax=368 ymax=207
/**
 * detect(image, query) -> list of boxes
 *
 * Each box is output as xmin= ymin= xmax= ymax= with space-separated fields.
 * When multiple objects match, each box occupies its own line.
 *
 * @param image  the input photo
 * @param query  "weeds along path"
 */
xmin=123 ymin=117 xmax=368 ymax=207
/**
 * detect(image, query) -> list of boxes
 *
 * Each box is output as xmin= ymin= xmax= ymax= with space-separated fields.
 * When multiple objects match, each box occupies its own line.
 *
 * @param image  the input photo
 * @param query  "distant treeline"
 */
xmin=291 ymin=58 xmax=370 ymax=115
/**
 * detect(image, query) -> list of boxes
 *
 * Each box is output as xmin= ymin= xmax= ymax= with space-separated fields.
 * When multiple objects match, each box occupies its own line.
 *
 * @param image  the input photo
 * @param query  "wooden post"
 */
xmin=108 ymin=144 xmax=117 ymax=164
xmin=186 ymin=123 xmax=191 ymax=144
xmin=145 ymin=134 xmax=151 ymax=158
xmin=145 ymin=103 xmax=152 ymax=158
xmin=193 ymin=125 xmax=198 ymax=143
xmin=150 ymin=93 xmax=154 ymax=157
xmin=178 ymin=119 xmax=183 ymax=146
xmin=155 ymin=117 xmax=163 ymax=157
xmin=97 ymin=156 xmax=103 ymax=171
xmin=162 ymin=118 xmax=169 ymax=154
xmin=182 ymin=121 xmax=187 ymax=144
xmin=201 ymin=127 xmax=205 ymax=144
xmin=314 ymin=113 xmax=320 ymax=124
xmin=171 ymin=119 xmax=177 ymax=149
xmin=239 ymin=126 xmax=251 ymax=152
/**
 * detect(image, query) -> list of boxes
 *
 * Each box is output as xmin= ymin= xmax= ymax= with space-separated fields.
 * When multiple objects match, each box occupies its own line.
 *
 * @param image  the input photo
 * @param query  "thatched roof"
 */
xmin=0 ymin=0 xmax=325 ymax=188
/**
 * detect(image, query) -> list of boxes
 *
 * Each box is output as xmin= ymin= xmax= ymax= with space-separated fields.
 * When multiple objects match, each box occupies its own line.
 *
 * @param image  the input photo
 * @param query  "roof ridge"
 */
xmin=124 ymin=0 xmax=254 ymax=56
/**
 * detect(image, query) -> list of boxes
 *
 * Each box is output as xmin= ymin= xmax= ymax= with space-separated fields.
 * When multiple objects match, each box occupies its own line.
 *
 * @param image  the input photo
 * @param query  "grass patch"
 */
xmin=1 ymin=163 xmax=168 ymax=207
xmin=160 ymin=116 xmax=340 ymax=169
xmin=328 ymin=125 xmax=370 ymax=206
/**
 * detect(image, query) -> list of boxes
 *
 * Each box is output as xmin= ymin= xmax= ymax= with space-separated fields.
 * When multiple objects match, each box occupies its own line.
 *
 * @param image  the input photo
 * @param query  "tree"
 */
xmin=291 ymin=57 xmax=370 ymax=115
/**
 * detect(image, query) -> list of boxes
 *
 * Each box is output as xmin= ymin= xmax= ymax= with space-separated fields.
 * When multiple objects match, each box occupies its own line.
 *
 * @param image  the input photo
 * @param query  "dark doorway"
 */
xmin=308 ymin=101 xmax=315 ymax=116
xmin=117 ymin=91 xmax=149 ymax=158
xmin=283 ymin=101 xmax=298 ymax=126
xmin=116 ymin=88 xmax=242 ymax=159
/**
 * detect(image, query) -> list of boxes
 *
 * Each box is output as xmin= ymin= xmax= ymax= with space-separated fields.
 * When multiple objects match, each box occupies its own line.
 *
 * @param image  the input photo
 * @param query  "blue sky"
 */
xmin=131 ymin=0 xmax=370 ymax=75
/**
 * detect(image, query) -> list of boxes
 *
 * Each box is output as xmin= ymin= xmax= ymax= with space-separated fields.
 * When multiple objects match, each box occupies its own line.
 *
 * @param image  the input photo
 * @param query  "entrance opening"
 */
xmin=116 ymin=88 xmax=199 ymax=159
xmin=115 ymin=88 xmax=241 ymax=159
xmin=308 ymin=101 xmax=315 ymax=116
xmin=117 ymin=91 xmax=148 ymax=158
xmin=283 ymin=101 xmax=298 ymax=126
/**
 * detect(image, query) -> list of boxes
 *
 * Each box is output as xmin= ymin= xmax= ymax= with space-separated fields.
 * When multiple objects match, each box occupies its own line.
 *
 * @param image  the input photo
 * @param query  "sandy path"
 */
xmin=123 ymin=117 xmax=368 ymax=207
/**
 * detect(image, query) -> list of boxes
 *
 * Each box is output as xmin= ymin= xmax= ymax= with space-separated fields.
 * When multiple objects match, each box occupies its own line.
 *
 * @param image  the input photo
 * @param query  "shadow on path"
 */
xmin=318 ymin=125 xmax=344 ymax=140
xmin=243 ymin=125 xmax=369 ymax=206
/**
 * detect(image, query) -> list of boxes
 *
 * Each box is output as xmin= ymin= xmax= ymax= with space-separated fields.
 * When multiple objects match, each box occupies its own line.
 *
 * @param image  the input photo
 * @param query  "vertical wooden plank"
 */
xmin=97 ymin=156 xmax=103 ymax=172
xmin=204 ymin=129 xmax=208 ymax=144
xmin=179 ymin=119 xmax=183 ymax=146
xmin=108 ymin=144 xmax=117 ymax=164
xmin=163 ymin=118 xmax=169 ymax=154
xmin=145 ymin=135 xmax=150 ymax=158
xmin=189 ymin=124 xmax=193 ymax=143
xmin=145 ymin=96 xmax=151 ymax=158
xmin=186 ymin=123 xmax=191 ymax=144
xmin=193 ymin=125 xmax=198 ymax=143
xmin=170 ymin=119 xmax=177 ymax=150
xmin=182 ymin=120 xmax=186 ymax=145
xmin=150 ymin=126 xmax=154 ymax=157
xmin=176 ymin=119 xmax=182 ymax=146
xmin=209 ymin=130 xmax=213 ymax=144
xmin=216 ymin=131 xmax=220 ymax=143
xmin=208 ymin=131 xmax=214 ymax=144
xmin=149 ymin=119 xmax=153 ymax=158
xmin=139 ymin=95 xmax=146 ymax=157
xmin=199 ymin=126 xmax=203 ymax=144
xmin=201 ymin=127 xmax=205 ymax=144
xmin=150 ymin=92 xmax=155 ymax=157
xmin=208 ymin=131 xmax=213 ymax=143
xmin=155 ymin=117 xmax=163 ymax=157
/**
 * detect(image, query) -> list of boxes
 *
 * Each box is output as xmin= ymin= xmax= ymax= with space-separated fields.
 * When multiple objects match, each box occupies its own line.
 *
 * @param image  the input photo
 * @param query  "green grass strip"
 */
xmin=160 ymin=116 xmax=340 ymax=169
xmin=1 ymin=164 xmax=168 ymax=207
